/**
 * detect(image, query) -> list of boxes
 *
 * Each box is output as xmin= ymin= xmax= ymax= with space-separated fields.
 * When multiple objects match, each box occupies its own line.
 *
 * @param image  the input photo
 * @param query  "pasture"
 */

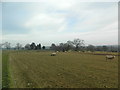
xmin=2 ymin=50 xmax=118 ymax=88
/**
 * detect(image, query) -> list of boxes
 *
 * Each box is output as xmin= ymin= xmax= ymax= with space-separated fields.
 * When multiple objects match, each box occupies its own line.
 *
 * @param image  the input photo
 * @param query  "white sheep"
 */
xmin=106 ymin=55 xmax=115 ymax=60
xmin=51 ymin=53 xmax=56 ymax=56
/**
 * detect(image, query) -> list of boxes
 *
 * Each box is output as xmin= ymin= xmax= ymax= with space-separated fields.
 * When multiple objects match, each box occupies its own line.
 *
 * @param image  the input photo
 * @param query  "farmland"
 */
xmin=2 ymin=50 xmax=118 ymax=88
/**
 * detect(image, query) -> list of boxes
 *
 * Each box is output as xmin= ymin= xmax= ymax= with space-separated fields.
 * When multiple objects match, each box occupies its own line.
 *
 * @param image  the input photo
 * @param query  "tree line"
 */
xmin=0 ymin=42 xmax=45 ymax=50
xmin=0 ymin=38 xmax=119 ymax=52
xmin=50 ymin=39 xmax=118 ymax=52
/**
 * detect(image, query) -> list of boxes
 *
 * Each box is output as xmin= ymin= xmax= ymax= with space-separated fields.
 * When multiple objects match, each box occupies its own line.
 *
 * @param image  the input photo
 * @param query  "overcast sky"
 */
xmin=1 ymin=1 xmax=118 ymax=46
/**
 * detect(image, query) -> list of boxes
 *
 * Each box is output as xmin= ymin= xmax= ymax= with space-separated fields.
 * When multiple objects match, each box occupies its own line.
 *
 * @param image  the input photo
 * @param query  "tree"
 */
xmin=4 ymin=42 xmax=11 ymax=49
xmin=25 ymin=44 xmax=31 ymax=50
xmin=16 ymin=43 xmax=22 ymax=50
xmin=102 ymin=45 xmax=108 ymax=51
xmin=67 ymin=40 xmax=74 ymax=50
xmin=36 ymin=43 xmax=41 ymax=50
xmin=30 ymin=42 xmax=36 ymax=50
xmin=87 ymin=45 xmax=95 ymax=52
xmin=59 ymin=43 xmax=65 ymax=52
xmin=63 ymin=43 xmax=68 ymax=51
xmin=0 ymin=43 xmax=5 ymax=49
xmin=51 ymin=43 xmax=56 ymax=50
xmin=73 ymin=38 xmax=85 ymax=51
xmin=42 ymin=46 xmax=45 ymax=50
xmin=38 ymin=44 xmax=41 ymax=49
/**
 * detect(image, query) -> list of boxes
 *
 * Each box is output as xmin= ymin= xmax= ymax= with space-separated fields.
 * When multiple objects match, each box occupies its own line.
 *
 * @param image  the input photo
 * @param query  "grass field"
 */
xmin=2 ymin=50 xmax=118 ymax=88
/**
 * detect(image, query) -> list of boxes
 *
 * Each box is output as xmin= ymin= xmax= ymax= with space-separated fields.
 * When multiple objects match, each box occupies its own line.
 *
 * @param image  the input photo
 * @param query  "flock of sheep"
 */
xmin=51 ymin=51 xmax=116 ymax=61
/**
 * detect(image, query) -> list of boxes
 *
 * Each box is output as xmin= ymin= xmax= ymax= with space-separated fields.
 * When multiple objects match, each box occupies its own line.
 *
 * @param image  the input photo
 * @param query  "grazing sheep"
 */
xmin=51 ymin=53 xmax=56 ymax=56
xmin=106 ymin=55 xmax=115 ymax=60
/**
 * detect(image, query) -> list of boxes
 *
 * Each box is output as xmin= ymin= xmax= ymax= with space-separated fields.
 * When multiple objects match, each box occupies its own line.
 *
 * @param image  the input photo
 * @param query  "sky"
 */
xmin=1 ymin=0 xmax=118 ymax=46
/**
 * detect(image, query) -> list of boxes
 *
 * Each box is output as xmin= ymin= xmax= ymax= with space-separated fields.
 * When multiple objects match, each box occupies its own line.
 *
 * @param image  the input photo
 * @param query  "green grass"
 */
xmin=2 ymin=50 xmax=118 ymax=88
xmin=2 ymin=51 xmax=10 ymax=88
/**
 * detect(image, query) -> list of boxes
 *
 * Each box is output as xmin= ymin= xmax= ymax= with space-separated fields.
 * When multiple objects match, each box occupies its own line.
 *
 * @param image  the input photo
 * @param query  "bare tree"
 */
xmin=16 ymin=43 xmax=22 ymax=50
xmin=73 ymin=38 xmax=85 ymax=51
xmin=67 ymin=40 xmax=74 ymax=50
xmin=25 ymin=44 xmax=31 ymax=50
xmin=59 ymin=43 xmax=65 ymax=52
xmin=4 ymin=42 xmax=11 ymax=49
xmin=0 ymin=43 xmax=4 ymax=49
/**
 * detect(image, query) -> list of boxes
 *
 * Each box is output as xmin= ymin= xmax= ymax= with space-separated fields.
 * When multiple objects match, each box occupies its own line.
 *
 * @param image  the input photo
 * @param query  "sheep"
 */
xmin=106 ymin=55 xmax=115 ymax=60
xmin=51 ymin=53 xmax=56 ymax=56
xmin=56 ymin=51 xmax=59 ymax=52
